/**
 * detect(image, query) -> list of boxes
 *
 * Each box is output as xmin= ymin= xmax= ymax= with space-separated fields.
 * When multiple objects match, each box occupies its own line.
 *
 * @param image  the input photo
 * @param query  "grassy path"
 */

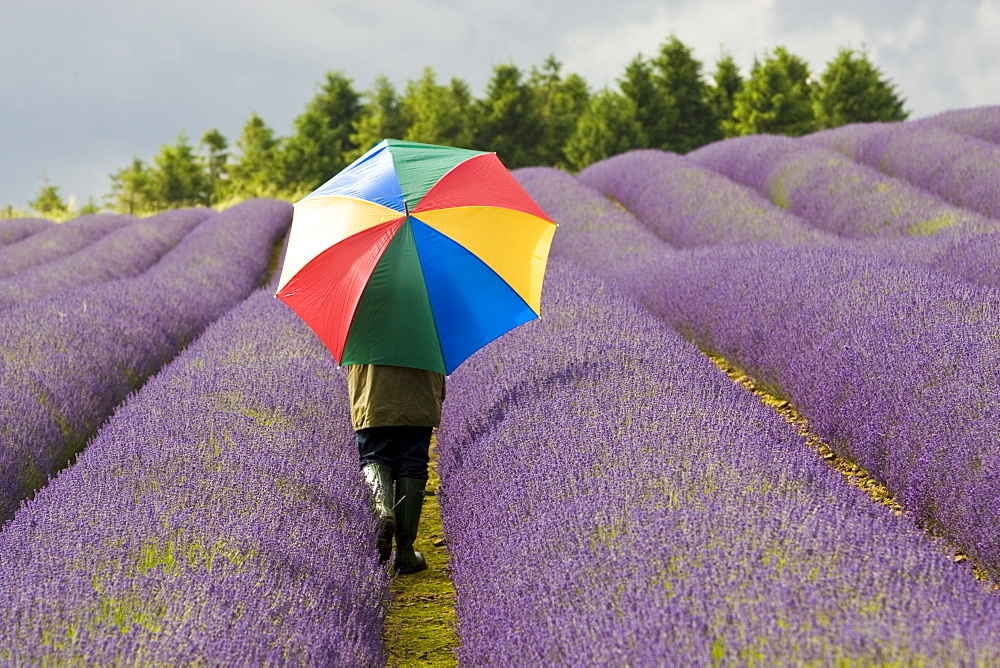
xmin=384 ymin=438 xmax=458 ymax=666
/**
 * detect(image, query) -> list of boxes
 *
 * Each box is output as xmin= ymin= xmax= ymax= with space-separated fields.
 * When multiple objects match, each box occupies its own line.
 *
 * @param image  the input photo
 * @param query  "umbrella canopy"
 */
xmin=275 ymin=139 xmax=557 ymax=374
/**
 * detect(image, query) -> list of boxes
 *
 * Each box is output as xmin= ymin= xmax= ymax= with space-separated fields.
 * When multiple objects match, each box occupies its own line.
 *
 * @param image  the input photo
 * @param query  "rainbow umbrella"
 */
xmin=275 ymin=139 xmax=557 ymax=374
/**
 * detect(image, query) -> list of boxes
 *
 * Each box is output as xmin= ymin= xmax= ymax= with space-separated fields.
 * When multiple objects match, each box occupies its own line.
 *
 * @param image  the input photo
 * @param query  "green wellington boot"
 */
xmin=393 ymin=477 xmax=428 ymax=575
xmin=361 ymin=462 xmax=395 ymax=563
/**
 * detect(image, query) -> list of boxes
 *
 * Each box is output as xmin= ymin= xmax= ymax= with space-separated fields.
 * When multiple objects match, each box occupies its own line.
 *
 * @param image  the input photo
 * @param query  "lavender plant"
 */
xmin=0 ymin=217 xmax=52 ymax=246
xmin=0 ymin=213 xmax=135 ymax=279
xmin=0 ymin=287 xmax=390 ymax=664
xmin=687 ymin=134 xmax=999 ymax=237
xmin=649 ymin=244 xmax=1000 ymax=578
xmin=809 ymin=123 xmax=1000 ymax=222
xmin=0 ymin=199 xmax=292 ymax=522
xmin=517 ymin=166 xmax=1000 ymax=579
xmin=0 ymin=208 xmax=211 ymax=311
xmin=578 ymin=149 xmax=835 ymax=247
xmin=916 ymin=105 xmax=1000 ymax=143
xmin=436 ymin=257 xmax=1000 ymax=664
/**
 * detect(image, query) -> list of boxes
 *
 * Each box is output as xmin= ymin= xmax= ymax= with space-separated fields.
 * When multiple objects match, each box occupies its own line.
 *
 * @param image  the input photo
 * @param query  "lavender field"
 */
xmin=3 ymin=106 xmax=1000 ymax=663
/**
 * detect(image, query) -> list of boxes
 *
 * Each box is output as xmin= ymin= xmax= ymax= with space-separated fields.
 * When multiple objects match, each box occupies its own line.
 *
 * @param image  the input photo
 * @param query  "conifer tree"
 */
xmin=280 ymin=71 xmax=361 ymax=193
xmin=199 ymin=128 xmax=228 ymax=205
xmin=109 ymin=158 xmax=154 ymax=214
xmin=652 ymin=36 xmax=720 ymax=151
xmin=149 ymin=133 xmax=208 ymax=207
xmin=528 ymin=56 xmax=590 ymax=168
xmin=564 ymin=89 xmax=646 ymax=171
xmin=347 ymin=74 xmax=410 ymax=162
xmin=401 ymin=68 xmax=475 ymax=148
xmin=813 ymin=47 xmax=908 ymax=128
xmin=29 ymin=173 xmax=67 ymax=217
xmin=476 ymin=63 xmax=541 ymax=168
xmin=227 ymin=113 xmax=283 ymax=198
xmin=730 ymin=46 xmax=816 ymax=137
xmin=619 ymin=55 xmax=674 ymax=151
xmin=707 ymin=53 xmax=744 ymax=137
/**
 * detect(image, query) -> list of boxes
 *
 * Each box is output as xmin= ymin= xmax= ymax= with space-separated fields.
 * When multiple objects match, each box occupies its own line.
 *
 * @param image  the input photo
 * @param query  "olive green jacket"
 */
xmin=347 ymin=364 xmax=446 ymax=431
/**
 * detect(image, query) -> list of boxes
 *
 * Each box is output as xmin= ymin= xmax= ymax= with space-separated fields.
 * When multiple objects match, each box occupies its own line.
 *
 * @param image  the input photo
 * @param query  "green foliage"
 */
xmin=652 ymin=36 xmax=721 ymax=151
xmin=564 ymin=90 xmax=645 ymax=171
xmin=347 ymin=74 xmax=410 ymax=162
xmin=199 ymin=128 xmax=228 ymax=205
xmin=729 ymin=46 xmax=816 ymax=137
xmin=402 ymin=68 xmax=476 ymax=148
xmin=280 ymin=71 xmax=362 ymax=192
xmin=528 ymin=56 xmax=591 ymax=168
xmin=29 ymin=174 xmax=67 ymax=216
xmin=149 ymin=133 xmax=210 ymax=208
xmin=813 ymin=47 xmax=909 ymax=128
xmin=475 ymin=63 xmax=542 ymax=167
xmin=707 ymin=53 xmax=744 ymax=137
xmin=226 ymin=112 xmax=284 ymax=199
xmin=108 ymin=158 xmax=154 ymax=214
xmin=619 ymin=55 xmax=672 ymax=151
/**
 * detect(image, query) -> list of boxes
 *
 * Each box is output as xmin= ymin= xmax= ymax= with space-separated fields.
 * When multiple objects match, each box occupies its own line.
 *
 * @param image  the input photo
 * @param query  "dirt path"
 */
xmin=383 ymin=438 xmax=458 ymax=666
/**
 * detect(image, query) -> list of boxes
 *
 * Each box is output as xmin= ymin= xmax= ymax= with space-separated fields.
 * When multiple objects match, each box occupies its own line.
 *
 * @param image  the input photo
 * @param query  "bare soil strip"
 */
xmin=383 ymin=438 xmax=459 ymax=667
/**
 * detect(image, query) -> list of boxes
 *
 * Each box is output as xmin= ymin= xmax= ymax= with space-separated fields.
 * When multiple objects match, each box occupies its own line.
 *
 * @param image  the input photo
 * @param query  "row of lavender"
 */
xmin=0 ymin=285 xmax=389 ymax=664
xmin=0 ymin=199 xmax=291 ymax=522
xmin=0 ymin=208 xmax=212 ymax=312
xmin=0 ymin=213 xmax=135 ymax=279
xmin=0 ymin=217 xmax=52 ymax=247
xmin=578 ymin=146 xmax=1000 ymax=291
xmin=436 ymin=257 xmax=1000 ymax=664
xmin=523 ymin=106 xmax=1000 ymax=579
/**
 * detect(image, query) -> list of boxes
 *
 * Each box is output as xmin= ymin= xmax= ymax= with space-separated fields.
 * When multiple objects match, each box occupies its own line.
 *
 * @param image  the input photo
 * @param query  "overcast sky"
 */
xmin=2 ymin=0 xmax=998 ymax=209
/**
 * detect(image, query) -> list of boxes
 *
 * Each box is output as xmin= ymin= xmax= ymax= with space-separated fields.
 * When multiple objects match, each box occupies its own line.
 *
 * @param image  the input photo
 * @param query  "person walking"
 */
xmin=349 ymin=363 xmax=445 ymax=575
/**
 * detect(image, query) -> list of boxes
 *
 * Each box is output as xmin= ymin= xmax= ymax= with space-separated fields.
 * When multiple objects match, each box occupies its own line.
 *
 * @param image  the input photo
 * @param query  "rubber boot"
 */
xmin=361 ymin=462 xmax=395 ymax=563
xmin=393 ymin=477 xmax=427 ymax=574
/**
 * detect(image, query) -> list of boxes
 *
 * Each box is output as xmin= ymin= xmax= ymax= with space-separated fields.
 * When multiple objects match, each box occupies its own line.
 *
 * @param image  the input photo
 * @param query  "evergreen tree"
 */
xmin=619 ymin=54 xmax=673 ymax=150
xmin=108 ymin=158 xmax=154 ymax=214
xmin=730 ymin=46 xmax=816 ymax=137
xmin=227 ymin=113 xmax=283 ymax=198
xmin=347 ymin=74 xmax=410 ymax=162
xmin=652 ymin=36 xmax=720 ymax=151
xmin=199 ymin=128 xmax=228 ymax=205
xmin=813 ymin=47 xmax=908 ymax=128
xmin=564 ymin=89 xmax=646 ymax=171
xmin=401 ymin=68 xmax=475 ymax=148
xmin=29 ymin=173 xmax=67 ymax=217
xmin=476 ymin=63 xmax=541 ymax=168
xmin=707 ymin=52 xmax=744 ymax=136
xmin=281 ymin=71 xmax=361 ymax=193
xmin=148 ymin=133 xmax=208 ymax=207
xmin=79 ymin=197 xmax=101 ymax=214
xmin=528 ymin=56 xmax=590 ymax=167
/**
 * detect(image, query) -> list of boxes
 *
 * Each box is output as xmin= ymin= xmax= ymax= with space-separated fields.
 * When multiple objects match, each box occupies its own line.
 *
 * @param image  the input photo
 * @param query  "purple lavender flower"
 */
xmin=915 ymin=105 xmax=1000 ymax=144
xmin=578 ymin=149 xmax=836 ymax=247
xmin=688 ymin=134 xmax=999 ymax=237
xmin=0 ymin=288 xmax=389 ymax=664
xmin=436 ymin=257 xmax=1000 ymax=664
xmin=516 ymin=165 xmax=1000 ymax=579
xmin=808 ymin=123 xmax=1000 ymax=222
xmin=0 ymin=217 xmax=52 ymax=246
xmin=0 ymin=199 xmax=291 ymax=522
xmin=0 ymin=213 xmax=135 ymax=279
xmin=0 ymin=208 xmax=211 ymax=311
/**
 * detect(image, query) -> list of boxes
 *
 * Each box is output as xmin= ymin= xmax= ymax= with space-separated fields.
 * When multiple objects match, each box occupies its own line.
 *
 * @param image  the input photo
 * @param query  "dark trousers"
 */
xmin=356 ymin=426 xmax=432 ymax=480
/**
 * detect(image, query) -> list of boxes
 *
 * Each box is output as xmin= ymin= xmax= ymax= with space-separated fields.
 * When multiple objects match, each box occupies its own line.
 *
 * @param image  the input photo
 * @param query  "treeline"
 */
xmin=29 ymin=36 xmax=909 ymax=217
